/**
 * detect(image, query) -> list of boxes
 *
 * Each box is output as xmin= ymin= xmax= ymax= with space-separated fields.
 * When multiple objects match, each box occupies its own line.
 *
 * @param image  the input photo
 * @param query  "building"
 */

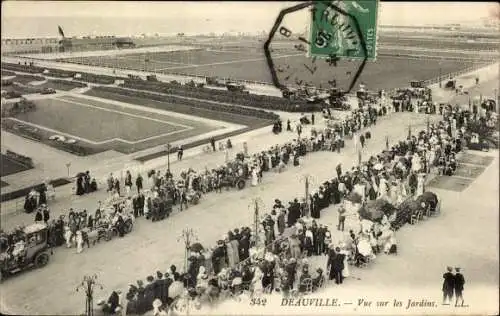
xmin=58 ymin=36 xmax=136 ymax=52
xmin=1 ymin=38 xmax=59 ymax=54
xmin=1 ymin=35 xmax=136 ymax=54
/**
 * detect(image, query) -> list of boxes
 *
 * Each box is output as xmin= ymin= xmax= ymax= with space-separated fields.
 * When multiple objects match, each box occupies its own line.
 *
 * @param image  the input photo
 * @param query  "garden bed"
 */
xmin=1 ymin=63 xmax=44 ymax=74
xmin=12 ymin=74 xmax=46 ymax=84
xmin=1 ymin=119 xmax=100 ymax=156
xmin=37 ymin=79 xmax=88 ymax=91
xmin=85 ymin=86 xmax=280 ymax=122
xmin=122 ymin=79 xmax=319 ymax=112
xmin=1 ymin=70 xmax=16 ymax=77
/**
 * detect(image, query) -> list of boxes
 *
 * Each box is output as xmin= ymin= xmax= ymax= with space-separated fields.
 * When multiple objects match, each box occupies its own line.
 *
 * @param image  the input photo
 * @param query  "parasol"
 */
xmin=399 ymin=198 xmax=421 ymax=212
xmin=373 ymin=163 xmax=383 ymax=171
xmin=189 ymin=242 xmax=204 ymax=253
xmin=357 ymin=239 xmax=373 ymax=257
xmin=358 ymin=206 xmax=384 ymax=222
xmin=366 ymin=199 xmax=396 ymax=216
xmin=416 ymin=191 xmax=438 ymax=209
xmin=346 ymin=192 xmax=362 ymax=204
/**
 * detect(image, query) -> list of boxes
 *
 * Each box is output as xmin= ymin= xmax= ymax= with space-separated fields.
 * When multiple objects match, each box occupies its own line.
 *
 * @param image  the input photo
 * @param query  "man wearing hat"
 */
xmin=442 ymin=266 xmax=455 ymax=304
xmin=454 ymin=267 xmax=465 ymax=307
xmin=327 ymin=247 xmax=345 ymax=284
xmin=313 ymin=268 xmax=325 ymax=291
xmin=336 ymin=163 xmax=342 ymax=179
xmin=277 ymin=209 xmax=286 ymax=236
xmin=144 ymin=276 xmax=155 ymax=312
xmin=42 ymin=205 xmax=50 ymax=223
xmin=101 ymin=289 xmax=121 ymax=314
xmin=153 ymin=271 xmax=165 ymax=302
xmin=34 ymin=208 xmax=43 ymax=222
xmin=337 ymin=204 xmax=346 ymax=232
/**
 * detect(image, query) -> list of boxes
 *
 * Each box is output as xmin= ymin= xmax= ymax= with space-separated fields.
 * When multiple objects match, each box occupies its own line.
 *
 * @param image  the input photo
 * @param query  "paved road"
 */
xmin=0 ymin=112 xmax=437 ymax=315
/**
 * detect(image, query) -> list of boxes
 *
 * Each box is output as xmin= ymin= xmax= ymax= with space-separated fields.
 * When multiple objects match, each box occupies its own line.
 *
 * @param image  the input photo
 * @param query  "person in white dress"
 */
xmin=416 ymin=173 xmax=426 ymax=196
xmin=412 ymin=154 xmax=422 ymax=173
xmin=251 ymin=266 xmax=264 ymax=294
xmin=251 ymin=168 xmax=258 ymax=187
xmin=339 ymin=243 xmax=350 ymax=278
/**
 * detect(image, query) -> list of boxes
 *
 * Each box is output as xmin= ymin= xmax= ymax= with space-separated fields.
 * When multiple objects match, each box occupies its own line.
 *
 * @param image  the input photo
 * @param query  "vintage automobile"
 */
xmin=445 ymin=79 xmax=456 ymax=90
xmin=226 ymin=82 xmax=247 ymax=93
xmin=206 ymin=76 xmax=226 ymax=87
xmin=0 ymin=223 xmax=52 ymax=282
xmin=40 ymin=87 xmax=56 ymax=95
xmin=146 ymin=196 xmax=174 ymax=222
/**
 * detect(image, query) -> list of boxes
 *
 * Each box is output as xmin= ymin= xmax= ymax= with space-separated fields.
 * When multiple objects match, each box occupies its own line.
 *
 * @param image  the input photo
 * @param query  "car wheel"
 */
xmin=35 ymin=252 xmax=50 ymax=268
xmin=237 ymin=179 xmax=246 ymax=190
xmin=125 ymin=221 xmax=133 ymax=233
xmin=105 ymin=230 xmax=113 ymax=241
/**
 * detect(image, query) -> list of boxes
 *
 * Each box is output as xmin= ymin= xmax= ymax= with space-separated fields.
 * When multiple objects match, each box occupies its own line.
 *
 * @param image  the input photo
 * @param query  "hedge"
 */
xmin=14 ymin=74 xmax=46 ymax=82
xmin=1 ymin=62 xmax=119 ymax=84
xmin=122 ymin=79 xmax=320 ymax=112
xmin=44 ymin=79 xmax=88 ymax=90
xmin=78 ymin=72 xmax=116 ymax=85
xmin=87 ymin=86 xmax=280 ymax=121
xmin=5 ymin=150 xmax=34 ymax=168
xmin=1 ymin=63 xmax=45 ymax=74
xmin=1 ymin=70 xmax=16 ymax=76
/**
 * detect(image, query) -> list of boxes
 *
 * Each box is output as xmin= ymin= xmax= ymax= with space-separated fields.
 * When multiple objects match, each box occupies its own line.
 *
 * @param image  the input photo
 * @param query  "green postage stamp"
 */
xmin=309 ymin=0 xmax=379 ymax=61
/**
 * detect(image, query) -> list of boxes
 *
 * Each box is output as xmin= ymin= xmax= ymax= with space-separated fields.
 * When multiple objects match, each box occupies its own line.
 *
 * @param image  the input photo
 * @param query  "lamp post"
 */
xmin=426 ymin=114 xmax=430 ymax=134
xmin=177 ymin=227 xmax=197 ymax=273
xmin=166 ymin=143 xmax=171 ymax=171
xmin=438 ymin=67 xmax=442 ymax=88
xmin=176 ymin=227 xmax=197 ymax=316
xmin=66 ymin=162 xmax=71 ymax=177
xmin=385 ymin=135 xmax=389 ymax=150
xmin=300 ymin=175 xmax=314 ymax=218
xmin=495 ymin=89 xmax=498 ymax=113
xmin=249 ymin=197 xmax=265 ymax=248
xmin=76 ymin=274 xmax=104 ymax=316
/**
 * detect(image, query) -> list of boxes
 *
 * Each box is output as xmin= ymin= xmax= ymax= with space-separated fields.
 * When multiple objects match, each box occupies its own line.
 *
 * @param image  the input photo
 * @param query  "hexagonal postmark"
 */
xmin=264 ymin=0 xmax=379 ymax=95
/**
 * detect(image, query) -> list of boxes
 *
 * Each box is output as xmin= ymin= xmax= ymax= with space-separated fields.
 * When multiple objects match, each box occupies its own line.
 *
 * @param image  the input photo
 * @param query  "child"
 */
xmin=323 ymin=230 xmax=332 ymax=255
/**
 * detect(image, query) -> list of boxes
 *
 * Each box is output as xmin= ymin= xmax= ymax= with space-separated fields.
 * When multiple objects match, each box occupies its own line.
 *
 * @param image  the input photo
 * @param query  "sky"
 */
xmin=1 ymin=1 xmax=498 ymax=38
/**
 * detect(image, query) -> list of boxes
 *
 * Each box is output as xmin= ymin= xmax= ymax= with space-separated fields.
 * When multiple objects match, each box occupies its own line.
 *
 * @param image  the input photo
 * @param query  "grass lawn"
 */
xmin=0 ymin=154 xmax=33 ymax=177
xmin=4 ymin=94 xmax=228 ymax=155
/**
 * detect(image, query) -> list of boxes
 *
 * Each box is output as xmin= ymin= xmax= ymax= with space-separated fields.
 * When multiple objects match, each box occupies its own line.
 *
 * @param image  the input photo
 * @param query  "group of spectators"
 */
xmin=114 ymin=216 xmax=335 ymax=315
xmin=75 ymin=171 xmax=98 ymax=196
xmin=108 ymin=101 xmax=468 ymax=315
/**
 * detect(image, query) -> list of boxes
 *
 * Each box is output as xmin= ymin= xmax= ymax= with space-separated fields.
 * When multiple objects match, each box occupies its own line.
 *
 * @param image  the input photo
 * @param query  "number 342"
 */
xmin=250 ymin=297 xmax=267 ymax=306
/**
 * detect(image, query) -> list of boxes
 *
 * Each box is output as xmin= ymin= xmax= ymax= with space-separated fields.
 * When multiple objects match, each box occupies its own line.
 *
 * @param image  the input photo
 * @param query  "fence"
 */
xmin=5 ymin=51 xmax=496 ymax=96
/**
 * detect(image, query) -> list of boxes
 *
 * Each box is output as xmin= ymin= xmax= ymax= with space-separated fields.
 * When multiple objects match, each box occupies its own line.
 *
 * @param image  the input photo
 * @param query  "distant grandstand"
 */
xmin=1 ymin=25 xmax=135 ymax=54
xmin=58 ymin=36 xmax=136 ymax=52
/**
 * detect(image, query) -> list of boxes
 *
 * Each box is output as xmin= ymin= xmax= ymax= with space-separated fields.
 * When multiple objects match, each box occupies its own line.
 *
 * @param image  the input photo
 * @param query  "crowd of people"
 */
xmin=23 ymin=182 xmax=50 ymax=214
xmin=114 ymin=216 xmax=336 ymax=315
xmin=96 ymin=99 xmax=476 ymax=316
xmin=7 ymin=80 xmax=494 ymax=316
